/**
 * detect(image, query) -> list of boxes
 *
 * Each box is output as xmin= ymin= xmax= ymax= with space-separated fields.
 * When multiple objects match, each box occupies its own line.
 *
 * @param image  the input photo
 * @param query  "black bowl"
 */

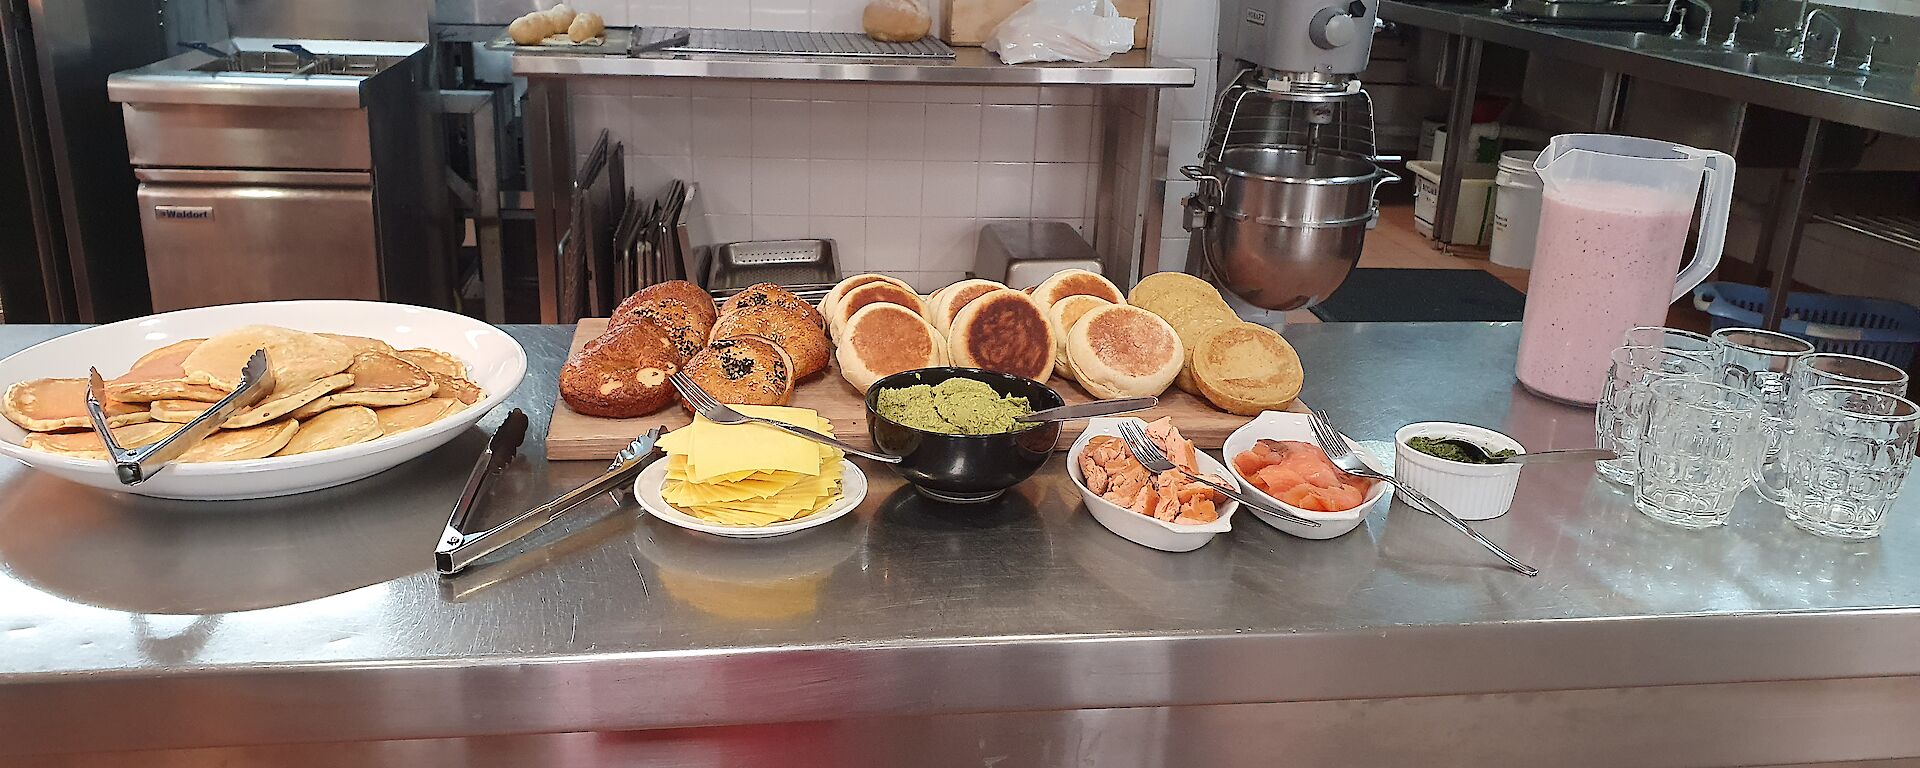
xmin=865 ymin=367 xmax=1064 ymax=504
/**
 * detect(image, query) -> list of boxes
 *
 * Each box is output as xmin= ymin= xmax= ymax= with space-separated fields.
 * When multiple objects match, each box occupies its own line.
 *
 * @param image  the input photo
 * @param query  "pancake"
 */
xmin=559 ymin=321 xmax=682 ymax=417
xmin=945 ymin=288 xmax=1054 ymax=381
xmin=718 ymin=283 xmax=823 ymax=330
xmin=831 ymin=281 xmax=926 ymax=339
xmin=149 ymin=399 xmax=214 ymax=424
xmin=710 ymin=304 xmax=832 ymax=379
xmin=23 ymin=422 xmax=180 ymax=460
xmin=223 ymin=372 xmax=356 ymax=428
xmin=106 ymin=339 xmax=227 ymax=403
xmin=180 ymin=420 xmax=300 ymax=462
xmin=318 ymin=334 xmax=396 ymax=356
xmin=395 ymin=349 xmax=466 ymax=378
xmin=3 ymin=378 xmax=150 ymax=432
xmin=1190 ymin=322 xmax=1305 ymax=416
xmin=276 ymin=406 xmax=383 ymax=456
xmin=374 ymin=397 xmax=466 ymax=434
xmin=680 ymin=335 xmax=795 ymax=410
xmin=822 ymin=274 xmax=913 ymax=324
xmin=926 ymin=278 xmax=1007 ymax=337
xmin=1047 ymin=295 xmax=1114 ymax=382
xmin=288 ymin=352 xmax=437 ymax=419
xmin=1066 ymin=304 xmax=1183 ymax=399
xmin=836 ymin=302 xmax=946 ymax=393
xmin=182 ymin=325 xmax=355 ymax=391
xmin=427 ymin=371 xmax=483 ymax=405
xmin=1128 ymin=271 xmax=1219 ymax=308
xmin=1032 ymin=268 xmax=1124 ymax=309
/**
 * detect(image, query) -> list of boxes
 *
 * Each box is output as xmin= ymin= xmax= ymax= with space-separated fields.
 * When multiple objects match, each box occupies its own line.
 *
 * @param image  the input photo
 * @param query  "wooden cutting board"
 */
xmin=545 ymin=319 xmax=1299 ymax=460
xmin=941 ymin=0 xmax=1151 ymax=49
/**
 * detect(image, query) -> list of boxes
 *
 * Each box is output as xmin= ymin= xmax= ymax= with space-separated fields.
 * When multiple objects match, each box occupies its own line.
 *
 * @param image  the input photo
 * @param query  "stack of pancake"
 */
xmin=2 ymin=325 xmax=480 ymax=461
xmin=560 ymin=280 xmax=827 ymax=417
xmin=1128 ymin=272 xmax=1303 ymax=415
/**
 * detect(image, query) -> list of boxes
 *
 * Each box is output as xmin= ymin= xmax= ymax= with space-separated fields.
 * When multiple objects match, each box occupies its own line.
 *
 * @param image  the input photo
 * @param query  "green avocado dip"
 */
xmin=875 ymin=378 xmax=1034 ymax=435
xmin=1406 ymin=435 xmax=1515 ymax=464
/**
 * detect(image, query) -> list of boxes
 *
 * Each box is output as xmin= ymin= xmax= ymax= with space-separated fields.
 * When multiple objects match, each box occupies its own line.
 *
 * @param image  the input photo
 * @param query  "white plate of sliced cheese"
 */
xmin=636 ymin=459 xmax=867 ymax=538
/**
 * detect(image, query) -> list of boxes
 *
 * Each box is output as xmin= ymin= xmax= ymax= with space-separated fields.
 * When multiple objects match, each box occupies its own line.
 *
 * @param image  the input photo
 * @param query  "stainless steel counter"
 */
xmin=1380 ymin=0 xmax=1920 ymax=137
xmin=7 ymin=323 xmax=1920 ymax=767
xmin=510 ymin=46 xmax=1196 ymax=86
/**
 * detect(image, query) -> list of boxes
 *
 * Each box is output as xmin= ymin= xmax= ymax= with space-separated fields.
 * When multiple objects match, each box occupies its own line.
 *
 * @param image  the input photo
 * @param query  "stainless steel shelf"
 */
xmin=511 ymin=46 xmax=1196 ymax=87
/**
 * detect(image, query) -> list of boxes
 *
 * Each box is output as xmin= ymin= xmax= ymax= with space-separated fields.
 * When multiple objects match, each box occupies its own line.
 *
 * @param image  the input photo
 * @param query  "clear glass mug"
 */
xmin=1793 ymin=353 xmax=1909 ymax=396
xmin=1710 ymin=328 xmax=1815 ymax=504
xmin=1595 ymin=346 xmax=1713 ymax=486
xmin=1780 ymin=385 xmax=1920 ymax=541
xmin=1635 ymin=377 xmax=1764 ymax=529
xmin=1622 ymin=326 xmax=1715 ymax=360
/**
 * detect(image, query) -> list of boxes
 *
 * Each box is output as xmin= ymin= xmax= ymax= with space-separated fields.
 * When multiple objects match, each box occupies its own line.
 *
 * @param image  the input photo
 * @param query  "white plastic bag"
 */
xmin=984 ymin=0 xmax=1136 ymax=65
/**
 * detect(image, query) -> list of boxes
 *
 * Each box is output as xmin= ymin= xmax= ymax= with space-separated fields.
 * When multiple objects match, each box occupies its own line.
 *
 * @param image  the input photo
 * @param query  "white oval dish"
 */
xmin=1067 ymin=417 xmax=1237 ymax=553
xmin=635 ymin=458 xmax=867 ymax=539
xmin=0 ymin=300 xmax=526 ymax=500
xmin=1393 ymin=422 xmax=1525 ymax=521
xmin=1222 ymin=411 xmax=1393 ymax=540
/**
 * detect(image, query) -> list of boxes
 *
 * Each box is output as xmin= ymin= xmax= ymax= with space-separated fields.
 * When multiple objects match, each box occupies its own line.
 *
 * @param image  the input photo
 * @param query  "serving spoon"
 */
xmin=1016 ymin=396 xmax=1158 ymax=423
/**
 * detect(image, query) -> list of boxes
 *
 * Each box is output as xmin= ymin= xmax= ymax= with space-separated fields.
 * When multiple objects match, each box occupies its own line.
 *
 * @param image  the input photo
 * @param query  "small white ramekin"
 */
xmin=1393 ymin=422 xmax=1526 ymax=521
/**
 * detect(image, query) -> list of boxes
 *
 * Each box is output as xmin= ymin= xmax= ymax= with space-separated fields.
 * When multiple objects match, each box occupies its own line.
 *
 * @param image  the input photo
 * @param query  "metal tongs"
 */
xmin=85 ymin=348 xmax=275 ymax=485
xmin=436 ymin=411 xmax=664 ymax=575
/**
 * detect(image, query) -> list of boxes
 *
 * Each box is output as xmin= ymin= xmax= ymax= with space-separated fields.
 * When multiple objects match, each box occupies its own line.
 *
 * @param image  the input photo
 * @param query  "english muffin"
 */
xmin=374 ymin=397 xmax=467 ymax=434
xmin=710 ymin=304 xmax=832 ymax=379
xmin=23 ymin=422 xmax=180 ymax=459
xmin=1046 ymin=294 xmax=1113 ymax=382
xmin=181 ymin=420 xmax=301 ymax=462
xmin=831 ymin=280 xmax=926 ymax=339
xmin=681 ymin=335 xmax=795 ymax=410
xmin=946 ymin=288 xmax=1054 ymax=382
xmin=559 ymin=321 xmax=682 ymax=418
xmin=1166 ymin=308 xmax=1237 ymax=394
xmin=1127 ymin=271 xmax=1219 ymax=309
xmin=1067 ymin=304 xmax=1183 ymax=399
xmin=925 ymin=278 xmax=1007 ymax=336
xmin=3 ymin=378 xmax=150 ymax=432
xmin=106 ymin=339 xmax=228 ymax=403
xmin=719 ymin=282 xmax=823 ymax=331
xmin=1190 ymin=322 xmax=1305 ymax=416
xmin=837 ymin=303 xmax=946 ymax=394
xmin=822 ymin=274 xmax=914 ymax=323
xmin=182 ymin=325 xmax=355 ymax=391
xmin=277 ymin=406 xmax=383 ymax=456
xmin=288 ymin=352 xmax=437 ymax=419
xmin=1032 ymin=268 xmax=1125 ymax=309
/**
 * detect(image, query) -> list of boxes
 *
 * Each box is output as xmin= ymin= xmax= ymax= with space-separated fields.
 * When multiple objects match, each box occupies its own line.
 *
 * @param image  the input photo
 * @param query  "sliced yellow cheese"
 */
xmin=655 ymin=407 xmax=846 ymax=526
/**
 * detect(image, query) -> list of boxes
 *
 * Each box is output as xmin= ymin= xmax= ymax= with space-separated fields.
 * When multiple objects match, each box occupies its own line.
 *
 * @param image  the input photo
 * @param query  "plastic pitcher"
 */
xmin=1515 ymin=134 xmax=1735 ymax=405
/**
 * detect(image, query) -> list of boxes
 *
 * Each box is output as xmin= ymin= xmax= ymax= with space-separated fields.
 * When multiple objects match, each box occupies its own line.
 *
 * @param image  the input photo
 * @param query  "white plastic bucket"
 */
xmin=1490 ymin=150 xmax=1543 ymax=269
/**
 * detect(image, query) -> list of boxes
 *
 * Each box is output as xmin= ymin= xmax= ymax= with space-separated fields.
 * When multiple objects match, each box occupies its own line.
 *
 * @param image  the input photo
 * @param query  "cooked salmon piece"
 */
xmin=1233 ymin=439 xmax=1372 ymax=512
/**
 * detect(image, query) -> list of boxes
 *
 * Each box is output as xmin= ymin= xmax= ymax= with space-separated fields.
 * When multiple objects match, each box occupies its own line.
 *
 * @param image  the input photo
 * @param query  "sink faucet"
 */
xmin=1789 ymin=8 xmax=1843 ymax=65
xmin=1669 ymin=0 xmax=1713 ymax=44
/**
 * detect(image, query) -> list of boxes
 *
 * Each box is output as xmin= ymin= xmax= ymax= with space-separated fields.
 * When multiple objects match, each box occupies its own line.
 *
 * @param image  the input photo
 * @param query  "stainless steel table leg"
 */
xmin=1762 ymin=117 xmax=1822 ymax=330
xmin=1593 ymin=71 xmax=1624 ymax=132
xmin=525 ymin=77 xmax=572 ymax=324
xmin=1434 ymin=36 xmax=1483 ymax=244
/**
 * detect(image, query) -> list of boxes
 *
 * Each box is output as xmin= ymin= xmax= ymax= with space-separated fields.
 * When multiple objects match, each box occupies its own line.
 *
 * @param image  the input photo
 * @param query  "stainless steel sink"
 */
xmin=1659 ymin=50 xmax=1849 ymax=77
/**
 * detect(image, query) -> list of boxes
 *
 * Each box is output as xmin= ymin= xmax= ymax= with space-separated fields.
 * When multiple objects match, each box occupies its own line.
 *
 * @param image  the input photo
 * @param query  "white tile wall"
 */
xmin=582 ymin=0 xmax=1110 ymax=284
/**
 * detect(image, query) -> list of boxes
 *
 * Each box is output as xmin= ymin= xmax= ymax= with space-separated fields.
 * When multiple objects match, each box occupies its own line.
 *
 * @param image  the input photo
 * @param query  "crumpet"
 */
xmin=1127 ymin=271 xmax=1218 ymax=309
xmin=1190 ymin=322 xmax=1304 ymax=416
xmin=1067 ymin=304 xmax=1182 ymax=399
xmin=4 ymin=378 xmax=150 ymax=432
xmin=945 ymin=288 xmax=1054 ymax=382
xmin=1032 ymin=268 xmax=1124 ymax=309
xmin=836 ymin=302 xmax=946 ymax=393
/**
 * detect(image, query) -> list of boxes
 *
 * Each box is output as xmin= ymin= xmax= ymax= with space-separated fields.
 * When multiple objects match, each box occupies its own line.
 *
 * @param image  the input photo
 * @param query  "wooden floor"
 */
xmin=1283 ymin=204 xmax=1530 ymax=326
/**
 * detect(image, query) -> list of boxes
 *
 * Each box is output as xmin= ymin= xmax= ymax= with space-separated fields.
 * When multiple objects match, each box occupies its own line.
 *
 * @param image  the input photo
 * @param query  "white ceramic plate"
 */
xmin=0 ymin=300 xmax=526 ymax=500
xmin=1222 ymin=411 xmax=1393 ymax=540
xmin=1067 ymin=417 xmax=1237 ymax=553
xmin=635 ymin=458 xmax=867 ymax=539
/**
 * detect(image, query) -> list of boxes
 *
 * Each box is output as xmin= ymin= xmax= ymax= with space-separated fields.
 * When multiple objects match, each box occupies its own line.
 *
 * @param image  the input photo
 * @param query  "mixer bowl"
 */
xmin=1184 ymin=145 xmax=1394 ymax=311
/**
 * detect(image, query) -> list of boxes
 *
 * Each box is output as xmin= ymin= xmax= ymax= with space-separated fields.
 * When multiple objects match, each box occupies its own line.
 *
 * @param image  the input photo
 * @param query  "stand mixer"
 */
xmin=1182 ymin=0 xmax=1397 ymax=311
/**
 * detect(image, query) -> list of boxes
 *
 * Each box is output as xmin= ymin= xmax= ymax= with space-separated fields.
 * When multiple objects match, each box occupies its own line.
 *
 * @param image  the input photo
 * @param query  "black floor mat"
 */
xmin=1309 ymin=268 xmax=1526 ymax=322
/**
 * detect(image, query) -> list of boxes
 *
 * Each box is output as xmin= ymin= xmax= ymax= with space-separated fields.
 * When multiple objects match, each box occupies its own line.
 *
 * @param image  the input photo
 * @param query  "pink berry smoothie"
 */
xmin=1517 ymin=180 xmax=1695 ymax=405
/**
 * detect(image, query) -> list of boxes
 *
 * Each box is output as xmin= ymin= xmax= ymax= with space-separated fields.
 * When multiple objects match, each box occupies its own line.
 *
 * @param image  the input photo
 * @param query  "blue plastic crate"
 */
xmin=1692 ymin=281 xmax=1920 ymax=369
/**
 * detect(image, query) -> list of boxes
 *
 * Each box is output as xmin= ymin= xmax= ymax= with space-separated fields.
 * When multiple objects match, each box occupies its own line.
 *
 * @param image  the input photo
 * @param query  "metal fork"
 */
xmin=668 ymin=371 xmax=901 ymax=464
xmin=1115 ymin=419 xmax=1320 ymax=528
xmin=1308 ymin=409 xmax=1538 ymax=577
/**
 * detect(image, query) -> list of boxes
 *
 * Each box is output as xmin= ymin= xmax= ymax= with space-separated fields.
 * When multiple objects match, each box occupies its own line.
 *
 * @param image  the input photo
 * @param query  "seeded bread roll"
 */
xmin=679 ymin=335 xmax=795 ymax=410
